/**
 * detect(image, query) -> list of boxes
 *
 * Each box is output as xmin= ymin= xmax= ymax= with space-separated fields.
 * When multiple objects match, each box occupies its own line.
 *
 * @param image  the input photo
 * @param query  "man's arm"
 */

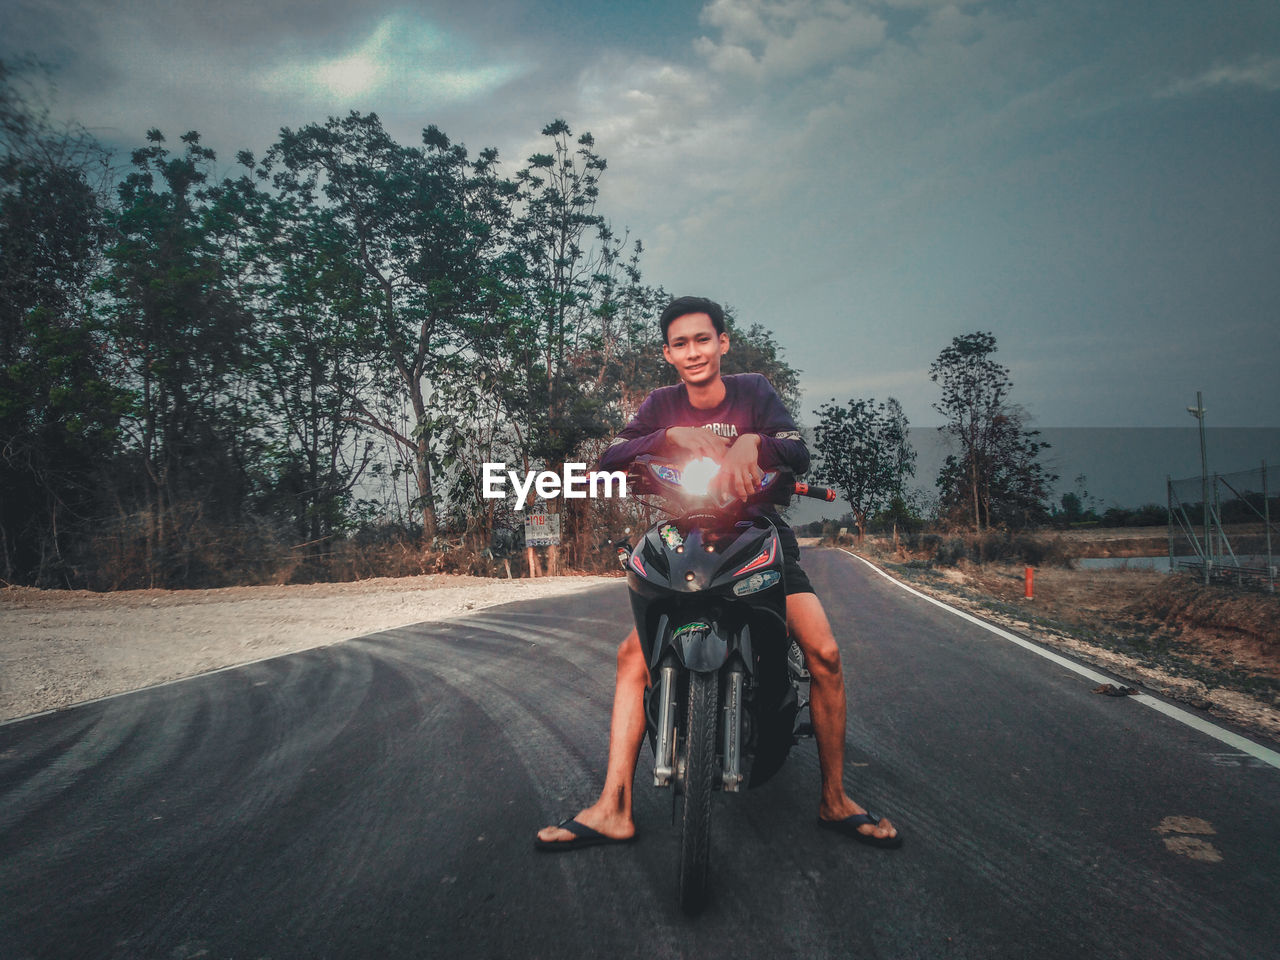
xmin=751 ymin=375 xmax=810 ymax=475
xmin=714 ymin=376 xmax=808 ymax=498
xmin=716 ymin=434 xmax=764 ymax=499
xmin=598 ymin=392 xmax=735 ymax=473
xmin=596 ymin=393 xmax=669 ymax=472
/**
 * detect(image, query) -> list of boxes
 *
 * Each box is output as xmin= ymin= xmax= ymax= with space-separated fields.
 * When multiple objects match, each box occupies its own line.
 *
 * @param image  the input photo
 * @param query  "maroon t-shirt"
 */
xmin=598 ymin=373 xmax=808 ymax=476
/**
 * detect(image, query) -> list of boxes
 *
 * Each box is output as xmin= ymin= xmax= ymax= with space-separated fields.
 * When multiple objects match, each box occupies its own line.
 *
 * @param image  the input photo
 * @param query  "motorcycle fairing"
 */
xmin=626 ymin=520 xmax=787 ymax=642
xmin=625 ymin=498 xmax=798 ymax=790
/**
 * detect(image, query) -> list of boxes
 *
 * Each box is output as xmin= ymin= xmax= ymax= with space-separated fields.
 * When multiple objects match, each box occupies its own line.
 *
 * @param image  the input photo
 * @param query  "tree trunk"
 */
xmin=545 ymin=493 xmax=561 ymax=576
xmin=970 ymin=460 xmax=982 ymax=533
xmin=416 ymin=462 xmax=437 ymax=540
xmin=0 ymin=522 xmax=11 ymax=583
xmin=414 ymin=425 xmax=438 ymax=541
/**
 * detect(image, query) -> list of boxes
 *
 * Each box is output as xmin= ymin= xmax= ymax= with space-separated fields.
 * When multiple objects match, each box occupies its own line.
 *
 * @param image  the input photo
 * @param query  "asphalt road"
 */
xmin=2 ymin=549 xmax=1278 ymax=960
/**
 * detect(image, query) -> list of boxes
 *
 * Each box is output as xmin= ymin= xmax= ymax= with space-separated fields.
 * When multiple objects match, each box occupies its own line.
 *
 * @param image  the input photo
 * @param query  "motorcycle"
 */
xmin=617 ymin=454 xmax=836 ymax=914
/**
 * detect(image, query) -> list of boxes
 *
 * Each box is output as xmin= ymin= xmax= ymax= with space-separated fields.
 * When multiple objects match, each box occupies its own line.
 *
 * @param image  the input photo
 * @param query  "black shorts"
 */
xmin=775 ymin=523 xmax=815 ymax=596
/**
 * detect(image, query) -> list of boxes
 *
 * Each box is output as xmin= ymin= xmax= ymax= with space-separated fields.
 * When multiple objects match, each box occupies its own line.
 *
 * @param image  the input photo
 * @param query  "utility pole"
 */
xmin=1186 ymin=392 xmax=1210 ymax=585
xmin=1264 ymin=460 xmax=1274 ymax=595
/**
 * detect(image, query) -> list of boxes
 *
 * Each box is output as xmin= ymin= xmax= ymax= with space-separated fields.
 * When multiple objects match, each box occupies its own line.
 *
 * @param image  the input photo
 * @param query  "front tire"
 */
xmin=678 ymin=670 xmax=718 ymax=915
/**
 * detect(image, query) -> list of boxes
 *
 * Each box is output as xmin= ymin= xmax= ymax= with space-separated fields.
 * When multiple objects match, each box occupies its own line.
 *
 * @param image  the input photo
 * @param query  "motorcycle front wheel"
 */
xmin=678 ymin=670 xmax=718 ymax=915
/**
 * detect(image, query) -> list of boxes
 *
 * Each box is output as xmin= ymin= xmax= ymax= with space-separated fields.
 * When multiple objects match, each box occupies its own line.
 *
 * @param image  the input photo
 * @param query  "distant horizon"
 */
xmin=790 ymin=426 xmax=1280 ymax=526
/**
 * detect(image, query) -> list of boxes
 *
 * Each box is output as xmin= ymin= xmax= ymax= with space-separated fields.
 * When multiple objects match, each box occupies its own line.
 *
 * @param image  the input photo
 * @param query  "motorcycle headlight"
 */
xmin=680 ymin=457 xmax=719 ymax=496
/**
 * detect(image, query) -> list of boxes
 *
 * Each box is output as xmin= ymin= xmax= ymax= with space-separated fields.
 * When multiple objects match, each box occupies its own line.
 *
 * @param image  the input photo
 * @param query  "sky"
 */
xmin=5 ymin=0 xmax=1279 ymax=442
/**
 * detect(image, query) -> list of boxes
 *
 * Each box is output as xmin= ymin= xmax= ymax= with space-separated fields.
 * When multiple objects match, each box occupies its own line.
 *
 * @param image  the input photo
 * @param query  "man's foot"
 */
xmin=819 ymin=811 xmax=903 ymax=849
xmin=819 ymin=798 xmax=900 ymax=845
xmin=534 ymin=818 xmax=637 ymax=852
xmin=535 ymin=803 xmax=635 ymax=849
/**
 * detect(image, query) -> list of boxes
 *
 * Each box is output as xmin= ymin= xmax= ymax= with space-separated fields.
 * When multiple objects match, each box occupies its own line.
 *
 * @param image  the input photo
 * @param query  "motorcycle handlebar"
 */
xmin=791 ymin=481 xmax=837 ymax=502
xmin=626 ymin=456 xmax=837 ymax=505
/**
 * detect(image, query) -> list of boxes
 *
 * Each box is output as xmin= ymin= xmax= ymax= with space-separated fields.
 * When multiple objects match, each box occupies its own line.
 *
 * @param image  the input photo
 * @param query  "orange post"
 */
xmin=1024 ymin=566 xmax=1034 ymax=599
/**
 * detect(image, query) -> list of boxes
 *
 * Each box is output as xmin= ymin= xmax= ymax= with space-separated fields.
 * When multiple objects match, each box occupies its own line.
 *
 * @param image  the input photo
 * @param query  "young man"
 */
xmin=535 ymin=296 xmax=900 ymax=850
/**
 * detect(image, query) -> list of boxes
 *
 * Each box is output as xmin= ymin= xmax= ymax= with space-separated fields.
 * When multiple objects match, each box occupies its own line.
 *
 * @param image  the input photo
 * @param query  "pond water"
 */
xmin=1074 ymin=556 xmax=1179 ymax=571
xmin=1074 ymin=555 xmax=1276 ymax=573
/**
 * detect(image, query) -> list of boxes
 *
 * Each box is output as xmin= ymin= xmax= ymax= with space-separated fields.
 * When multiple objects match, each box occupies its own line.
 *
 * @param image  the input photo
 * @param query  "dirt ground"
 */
xmin=1053 ymin=523 xmax=1272 ymax=559
xmin=1053 ymin=526 xmax=1170 ymax=557
xmin=872 ymin=557 xmax=1280 ymax=742
xmin=0 ymin=574 xmax=614 ymax=723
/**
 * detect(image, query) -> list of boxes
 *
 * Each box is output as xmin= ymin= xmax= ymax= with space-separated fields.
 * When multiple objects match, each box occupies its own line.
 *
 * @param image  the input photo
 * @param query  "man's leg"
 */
xmin=536 ymin=628 xmax=648 ymax=844
xmin=787 ymin=591 xmax=898 ymax=841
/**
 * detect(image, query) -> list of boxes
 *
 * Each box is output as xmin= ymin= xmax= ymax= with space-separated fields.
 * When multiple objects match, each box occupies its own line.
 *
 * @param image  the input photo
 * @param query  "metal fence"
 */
xmin=1168 ymin=461 xmax=1277 ymax=592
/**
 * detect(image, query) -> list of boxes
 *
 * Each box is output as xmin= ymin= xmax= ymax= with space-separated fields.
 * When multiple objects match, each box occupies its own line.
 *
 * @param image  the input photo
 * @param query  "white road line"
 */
xmin=837 ymin=548 xmax=1280 ymax=771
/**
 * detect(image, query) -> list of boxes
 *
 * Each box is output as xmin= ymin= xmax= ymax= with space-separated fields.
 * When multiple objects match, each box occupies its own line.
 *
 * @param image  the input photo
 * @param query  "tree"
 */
xmin=0 ymin=60 xmax=123 ymax=584
xmin=721 ymin=316 xmax=802 ymax=416
xmin=99 ymin=129 xmax=260 ymax=585
xmin=811 ymin=396 xmax=915 ymax=543
xmin=215 ymin=153 xmax=377 ymax=555
xmin=467 ymin=120 xmax=642 ymax=571
xmin=1053 ymin=474 xmax=1101 ymax=527
xmin=266 ymin=113 xmax=509 ymax=541
xmin=468 ymin=122 xmax=612 ymax=470
xmin=3 ymin=73 xmax=693 ymax=582
xmin=930 ymin=332 xmax=1055 ymax=530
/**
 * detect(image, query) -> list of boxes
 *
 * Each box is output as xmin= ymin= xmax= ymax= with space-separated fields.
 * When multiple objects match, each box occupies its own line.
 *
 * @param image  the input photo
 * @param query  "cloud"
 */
xmin=1161 ymin=57 xmax=1280 ymax=97
xmin=0 ymin=2 xmax=529 ymax=156
xmin=876 ymin=0 xmax=985 ymax=8
xmin=565 ymin=54 xmax=758 ymax=215
xmin=694 ymin=0 xmax=886 ymax=80
xmin=553 ymin=0 xmax=1279 ymax=429
xmin=558 ymin=1 xmax=1066 ymax=284
xmin=259 ymin=13 xmax=523 ymax=106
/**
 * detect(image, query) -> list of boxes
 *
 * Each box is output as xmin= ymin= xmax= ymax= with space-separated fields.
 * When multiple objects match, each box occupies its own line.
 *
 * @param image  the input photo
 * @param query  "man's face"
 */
xmin=663 ymin=312 xmax=730 ymax=387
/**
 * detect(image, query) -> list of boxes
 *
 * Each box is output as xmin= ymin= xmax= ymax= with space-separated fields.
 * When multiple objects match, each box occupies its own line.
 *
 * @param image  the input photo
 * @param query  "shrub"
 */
xmin=934 ymin=536 xmax=967 ymax=566
xmin=926 ymin=529 xmax=1072 ymax=568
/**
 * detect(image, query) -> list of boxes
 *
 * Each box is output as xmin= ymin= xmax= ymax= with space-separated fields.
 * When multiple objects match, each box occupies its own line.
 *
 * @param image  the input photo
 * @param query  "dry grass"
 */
xmin=56 ymin=515 xmax=625 ymax=591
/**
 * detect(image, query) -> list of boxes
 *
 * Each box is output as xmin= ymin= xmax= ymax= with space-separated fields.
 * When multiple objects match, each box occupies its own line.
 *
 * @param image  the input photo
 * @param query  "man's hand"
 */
xmin=713 ymin=434 xmax=764 ymax=500
xmin=664 ymin=426 xmax=731 ymax=461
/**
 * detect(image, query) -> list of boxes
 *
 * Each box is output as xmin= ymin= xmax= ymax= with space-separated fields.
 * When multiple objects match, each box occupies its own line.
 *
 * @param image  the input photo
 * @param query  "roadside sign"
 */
xmin=524 ymin=510 xmax=561 ymax=546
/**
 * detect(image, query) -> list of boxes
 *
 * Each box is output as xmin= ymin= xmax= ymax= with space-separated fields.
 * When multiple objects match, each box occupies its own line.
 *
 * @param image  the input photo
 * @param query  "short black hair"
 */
xmin=659 ymin=296 xmax=725 ymax=342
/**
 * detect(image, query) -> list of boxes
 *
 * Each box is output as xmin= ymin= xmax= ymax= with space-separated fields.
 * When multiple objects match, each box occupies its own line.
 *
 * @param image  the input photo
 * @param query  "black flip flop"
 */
xmin=534 ymin=817 xmax=637 ymax=853
xmin=818 ymin=812 xmax=904 ymax=849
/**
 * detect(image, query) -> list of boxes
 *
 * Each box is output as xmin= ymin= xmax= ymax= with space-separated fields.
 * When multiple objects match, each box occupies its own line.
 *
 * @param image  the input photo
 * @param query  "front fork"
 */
xmin=721 ymin=666 xmax=745 ymax=792
xmin=652 ymin=660 xmax=748 ymax=793
xmin=653 ymin=661 xmax=679 ymax=787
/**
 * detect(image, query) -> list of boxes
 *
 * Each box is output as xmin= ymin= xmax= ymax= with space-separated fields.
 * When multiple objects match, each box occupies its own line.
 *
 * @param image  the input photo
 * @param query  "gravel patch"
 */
xmin=0 ymin=575 xmax=617 ymax=722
